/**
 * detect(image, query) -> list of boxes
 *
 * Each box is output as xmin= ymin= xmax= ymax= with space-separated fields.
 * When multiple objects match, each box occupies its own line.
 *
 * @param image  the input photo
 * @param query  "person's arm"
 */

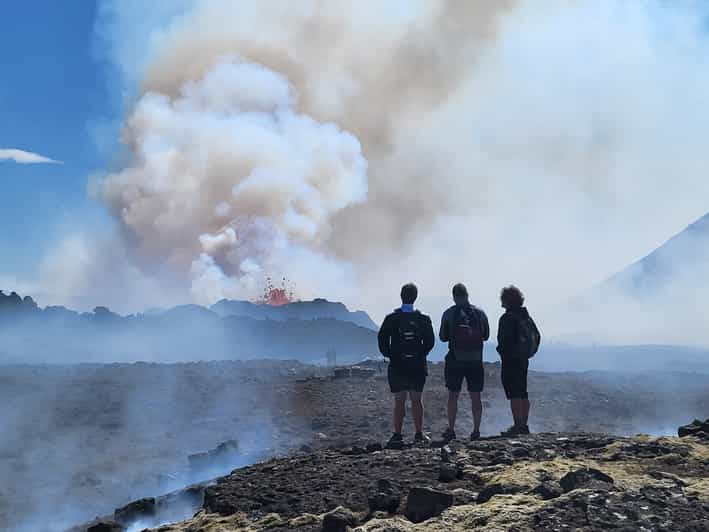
xmin=422 ymin=315 xmax=435 ymax=356
xmin=439 ymin=310 xmax=450 ymax=342
xmin=496 ymin=314 xmax=515 ymax=355
xmin=531 ymin=316 xmax=542 ymax=346
xmin=378 ymin=315 xmax=392 ymax=358
xmin=479 ymin=309 xmax=490 ymax=341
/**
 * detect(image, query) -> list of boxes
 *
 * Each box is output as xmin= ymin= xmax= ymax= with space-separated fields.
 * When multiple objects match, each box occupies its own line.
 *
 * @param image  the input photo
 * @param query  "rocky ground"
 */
xmin=147 ymin=430 xmax=709 ymax=531
xmin=1 ymin=359 xmax=708 ymax=531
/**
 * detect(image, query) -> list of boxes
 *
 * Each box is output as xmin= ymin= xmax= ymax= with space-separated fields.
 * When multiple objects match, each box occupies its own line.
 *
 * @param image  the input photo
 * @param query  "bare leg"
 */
xmin=520 ymin=399 xmax=531 ymax=425
xmin=393 ymin=392 xmax=406 ymax=434
xmin=510 ymin=399 xmax=522 ymax=426
xmin=469 ymin=391 xmax=482 ymax=432
xmin=409 ymin=391 xmax=424 ymax=434
xmin=447 ymin=391 xmax=460 ymax=431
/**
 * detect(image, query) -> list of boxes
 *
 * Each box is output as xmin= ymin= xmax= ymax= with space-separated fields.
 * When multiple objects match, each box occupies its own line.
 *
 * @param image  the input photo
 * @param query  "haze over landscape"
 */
xmin=4 ymin=0 xmax=709 ymax=345
xmin=2 ymin=2 xmax=709 ymax=532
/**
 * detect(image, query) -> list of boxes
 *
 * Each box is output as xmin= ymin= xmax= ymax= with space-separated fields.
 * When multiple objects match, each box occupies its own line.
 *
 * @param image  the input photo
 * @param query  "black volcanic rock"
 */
xmin=531 ymin=481 xmax=563 ymax=500
xmin=558 ymin=467 xmax=614 ymax=492
xmin=678 ymin=419 xmax=709 ymax=440
xmin=147 ymin=430 xmax=709 ymax=531
xmin=114 ymin=497 xmax=156 ymax=525
xmin=321 ymin=506 xmax=358 ymax=532
xmin=405 ymin=486 xmax=453 ymax=523
xmin=367 ymin=479 xmax=400 ymax=514
xmin=87 ymin=523 xmax=124 ymax=532
xmin=188 ymin=440 xmax=240 ymax=473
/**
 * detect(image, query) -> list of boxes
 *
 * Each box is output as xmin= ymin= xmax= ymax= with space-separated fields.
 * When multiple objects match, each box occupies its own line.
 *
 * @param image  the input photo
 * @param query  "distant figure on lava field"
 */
xmin=378 ymin=283 xmax=435 ymax=449
xmin=497 ymin=285 xmax=541 ymax=437
xmin=439 ymin=283 xmax=490 ymax=443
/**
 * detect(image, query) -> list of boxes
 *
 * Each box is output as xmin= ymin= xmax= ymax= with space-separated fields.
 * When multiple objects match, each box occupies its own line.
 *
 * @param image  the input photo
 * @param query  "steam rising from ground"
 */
xmin=36 ymin=1 xmax=709 ymax=342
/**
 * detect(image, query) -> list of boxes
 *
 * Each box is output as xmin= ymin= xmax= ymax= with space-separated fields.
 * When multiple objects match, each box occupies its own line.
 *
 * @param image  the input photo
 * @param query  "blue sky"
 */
xmin=0 ymin=1 xmax=113 ymax=275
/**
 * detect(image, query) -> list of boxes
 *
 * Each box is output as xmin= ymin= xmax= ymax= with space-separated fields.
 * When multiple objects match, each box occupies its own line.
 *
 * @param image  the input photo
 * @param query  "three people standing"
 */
xmin=378 ymin=282 xmax=540 ymax=445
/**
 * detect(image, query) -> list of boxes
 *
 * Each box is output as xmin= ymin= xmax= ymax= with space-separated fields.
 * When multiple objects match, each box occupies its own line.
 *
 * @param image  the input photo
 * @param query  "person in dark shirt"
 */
xmin=439 ymin=283 xmax=490 ymax=442
xmin=378 ymin=283 xmax=435 ymax=448
xmin=497 ymin=285 xmax=541 ymax=436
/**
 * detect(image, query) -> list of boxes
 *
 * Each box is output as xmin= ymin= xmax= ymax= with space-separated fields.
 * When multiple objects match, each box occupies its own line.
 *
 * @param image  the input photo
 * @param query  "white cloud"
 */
xmin=0 ymin=148 xmax=62 ymax=164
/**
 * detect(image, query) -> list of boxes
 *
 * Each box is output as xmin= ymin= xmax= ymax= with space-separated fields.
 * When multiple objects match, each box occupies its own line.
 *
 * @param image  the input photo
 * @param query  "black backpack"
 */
xmin=451 ymin=306 xmax=483 ymax=362
xmin=395 ymin=312 xmax=425 ymax=360
xmin=515 ymin=314 xmax=541 ymax=358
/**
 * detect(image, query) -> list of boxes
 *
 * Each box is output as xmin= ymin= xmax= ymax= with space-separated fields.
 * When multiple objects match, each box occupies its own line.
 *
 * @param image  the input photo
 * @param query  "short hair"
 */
xmin=452 ymin=283 xmax=468 ymax=298
xmin=500 ymin=285 xmax=524 ymax=308
xmin=400 ymin=283 xmax=418 ymax=304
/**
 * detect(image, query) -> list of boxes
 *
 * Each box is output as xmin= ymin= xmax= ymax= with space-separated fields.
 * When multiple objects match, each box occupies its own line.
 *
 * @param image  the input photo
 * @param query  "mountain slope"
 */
xmin=604 ymin=212 xmax=709 ymax=298
xmin=559 ymin=212 xmax=709 ymax=345
xmin=0 ymin=292 xmax=378 ymax=364
xmin=210 ymin=298 xmax=378 ymax=330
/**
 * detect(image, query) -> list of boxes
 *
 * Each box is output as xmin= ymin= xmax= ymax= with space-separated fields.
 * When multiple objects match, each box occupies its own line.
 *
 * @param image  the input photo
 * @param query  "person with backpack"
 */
xmin=497 ymin=285 xmax=541 ymax=436
xmin=378 ymin=283 xmax=435 ymax=448
xmin=439 ymin=283 xmax=490 ymax=442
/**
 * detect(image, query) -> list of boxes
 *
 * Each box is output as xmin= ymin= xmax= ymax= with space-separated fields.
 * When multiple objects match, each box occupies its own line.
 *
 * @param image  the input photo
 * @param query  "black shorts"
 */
xmin=444 ymin=358 xmax=484 ymax=393
xmin=388 ymin=363 xmax=426 ymax=393
xmin=501 ymin=357 xmax=529 ymax=399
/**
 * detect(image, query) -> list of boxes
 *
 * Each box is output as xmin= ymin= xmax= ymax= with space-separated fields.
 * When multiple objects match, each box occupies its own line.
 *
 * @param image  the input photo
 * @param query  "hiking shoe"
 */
xmin=518 ymin=425 xmax=530 ymax=435
xmin=500 ymin=425 xmax=521 ymax=437
xmin=441 ymin=427 xmax=457 ymax=443
xmin=386 ymin=433 xmax=404 ymax=449
xmin=414 ymin=432 xmax=431 ymax=446
xmin=470 ymin=430 xmax=481 ymax=441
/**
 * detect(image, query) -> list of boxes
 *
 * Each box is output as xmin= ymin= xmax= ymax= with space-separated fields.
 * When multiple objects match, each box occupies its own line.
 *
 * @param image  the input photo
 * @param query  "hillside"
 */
xmin=557 ymin=212 xmax=709 ymax=345
xmin=604 ymin=212 xmax=709 ymax=298
xmin=0 ymin=291 xmax=377 ymax=364
xmin=210 ymin=298 xmax=378 ymax=330
xmin=146 ymin=431 xmax=709 ymax=532
xmin=57 ymin=359 xmax=709 ymax=532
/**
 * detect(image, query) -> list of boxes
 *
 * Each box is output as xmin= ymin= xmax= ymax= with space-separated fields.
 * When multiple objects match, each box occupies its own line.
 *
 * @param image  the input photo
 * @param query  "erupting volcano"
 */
xmin=258 ymin=277 xmax=297 ymax=306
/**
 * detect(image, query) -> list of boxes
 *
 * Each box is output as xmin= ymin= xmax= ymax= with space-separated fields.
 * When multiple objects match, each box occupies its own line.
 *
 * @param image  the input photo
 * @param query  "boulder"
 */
xmin=559 ymin=468 xmax=614 ymax=493
xmin=678 ymin=419 xmax=709 ymax=440
xmin=476 ymin=483 xmax=525 ymax=503
xmin=322 ymin=506 xmax=358 ymax=532
xmin=438 ymin=462 xmax=463 ymax=483
xmin=440 ymin=445 xmax=455 ymax=463
xmin=405 ymin=487 xmax=453 ymax=523
xmin=188 ymin=439 xmax=239 ymax=472
xmin=114 ymin=497 xmax=156 ymax=525
xmin=367 ymin=479 xmax=401 ymax=514
xmin=531 ymin=481 xmax=563 ymax=500
xmin=451 ymin=488 xmax=477 ymax=505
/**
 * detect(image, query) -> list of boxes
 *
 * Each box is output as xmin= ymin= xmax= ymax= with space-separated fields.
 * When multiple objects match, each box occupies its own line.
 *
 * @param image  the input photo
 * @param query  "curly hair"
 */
xmin=500 ymin=285 xmax=524 ymax=308
xmin=400 ymin=283 xmax=418 ymax=304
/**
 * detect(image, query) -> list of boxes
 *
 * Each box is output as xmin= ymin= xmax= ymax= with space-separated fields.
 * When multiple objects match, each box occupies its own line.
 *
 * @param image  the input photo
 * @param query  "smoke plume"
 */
xmin=61 ymin=0 xmax=709 ymax=341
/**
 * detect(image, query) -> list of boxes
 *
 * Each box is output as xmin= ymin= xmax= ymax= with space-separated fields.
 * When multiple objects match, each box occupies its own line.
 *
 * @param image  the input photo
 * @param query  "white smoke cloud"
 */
xmin=97 ymin=57 xmax=367 ymax=303
xmin=75 ymin=0 xmax=709 ymax=343
xmin=0 ymin=148 xmax=61 ymax=164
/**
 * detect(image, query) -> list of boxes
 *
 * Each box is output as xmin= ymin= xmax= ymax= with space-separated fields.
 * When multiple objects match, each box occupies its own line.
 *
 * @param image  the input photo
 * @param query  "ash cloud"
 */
xmin=21 ymin=0 xmax=709 ymax=344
